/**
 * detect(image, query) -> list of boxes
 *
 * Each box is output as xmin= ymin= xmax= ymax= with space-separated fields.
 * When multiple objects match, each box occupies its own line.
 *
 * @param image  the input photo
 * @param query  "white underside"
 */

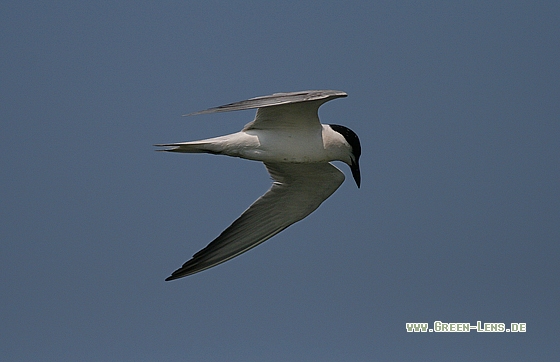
xmin=164 ymin=124 xmax=352 ymax=165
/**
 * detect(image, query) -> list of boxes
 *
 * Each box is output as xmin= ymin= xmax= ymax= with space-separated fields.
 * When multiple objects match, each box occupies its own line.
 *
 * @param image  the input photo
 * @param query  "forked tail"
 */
xmin=154 ymin=141 xmax=221 ymax=154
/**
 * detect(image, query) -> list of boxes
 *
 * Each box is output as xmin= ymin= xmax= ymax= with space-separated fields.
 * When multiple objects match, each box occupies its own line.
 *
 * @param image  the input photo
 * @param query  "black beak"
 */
xmin=351 ymin=159 xmax=361 ymax=188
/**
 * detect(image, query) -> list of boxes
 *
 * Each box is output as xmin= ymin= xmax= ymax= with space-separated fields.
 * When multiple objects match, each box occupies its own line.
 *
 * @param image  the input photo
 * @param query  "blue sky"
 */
xmin=1 ymin=1 xmax=559 ymax=361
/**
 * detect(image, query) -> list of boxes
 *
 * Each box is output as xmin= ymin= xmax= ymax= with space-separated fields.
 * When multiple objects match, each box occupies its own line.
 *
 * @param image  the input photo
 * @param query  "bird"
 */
xmin=156 ymin=90 xmax=361 ymax=280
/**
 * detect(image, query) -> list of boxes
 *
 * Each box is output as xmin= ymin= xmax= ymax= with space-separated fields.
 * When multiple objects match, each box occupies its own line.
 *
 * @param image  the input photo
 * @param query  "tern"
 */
xmin=156 ymin=90 xmax=361 ymax=280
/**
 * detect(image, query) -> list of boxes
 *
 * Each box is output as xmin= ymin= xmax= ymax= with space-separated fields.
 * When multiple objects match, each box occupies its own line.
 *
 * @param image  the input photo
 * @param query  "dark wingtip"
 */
xmin=165 ymin=268 xmax=187 ymax=281
xmin=165 ymin=272 xmax=183 ymax=281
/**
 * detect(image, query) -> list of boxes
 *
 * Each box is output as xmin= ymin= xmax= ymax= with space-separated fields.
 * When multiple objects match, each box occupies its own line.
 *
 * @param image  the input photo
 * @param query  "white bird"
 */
xmin=156 ymin=90 xmax=361 ymax=280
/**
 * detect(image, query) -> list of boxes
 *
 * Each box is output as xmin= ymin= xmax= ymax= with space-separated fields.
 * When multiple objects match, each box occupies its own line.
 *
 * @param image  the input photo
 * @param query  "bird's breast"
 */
xmin=236 ymin=129 xmax=332 ymax=163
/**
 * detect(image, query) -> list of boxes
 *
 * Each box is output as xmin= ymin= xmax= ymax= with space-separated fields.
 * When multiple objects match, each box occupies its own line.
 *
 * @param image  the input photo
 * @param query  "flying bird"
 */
xmin=156 ymin=90 xmax=361 ymax=280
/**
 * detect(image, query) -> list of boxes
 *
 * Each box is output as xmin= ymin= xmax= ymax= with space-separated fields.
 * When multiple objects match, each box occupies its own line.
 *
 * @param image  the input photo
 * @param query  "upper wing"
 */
xmin=188 ymin=90 xmax=347 ymax=131
xmin=187 ymin=90 xmax=347 ymax=115
xmin=165 ymin=162 xmax=345 ymax=280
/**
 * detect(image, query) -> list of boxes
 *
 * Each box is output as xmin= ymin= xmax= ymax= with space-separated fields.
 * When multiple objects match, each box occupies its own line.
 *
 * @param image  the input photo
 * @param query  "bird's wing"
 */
xmin=187 ymin=90 xmax=347 ymax=131
xmin=166 ymin=162 xmax=345 ymax=280
xmin=188 ymin=90 xmax=347 ymax=115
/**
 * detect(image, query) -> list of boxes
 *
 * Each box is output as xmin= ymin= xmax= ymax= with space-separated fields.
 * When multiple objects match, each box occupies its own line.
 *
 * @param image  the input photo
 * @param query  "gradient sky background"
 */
xmin=1 ymin=1 xmax=559 ymax=361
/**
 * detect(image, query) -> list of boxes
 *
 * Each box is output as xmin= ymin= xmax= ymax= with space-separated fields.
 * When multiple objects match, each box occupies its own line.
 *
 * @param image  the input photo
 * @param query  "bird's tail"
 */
xmin=154 ymin=140 xmax=222 ymax=154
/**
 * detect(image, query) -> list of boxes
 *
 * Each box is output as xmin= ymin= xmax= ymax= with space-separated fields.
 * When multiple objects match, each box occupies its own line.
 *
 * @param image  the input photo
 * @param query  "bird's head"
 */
xmin=328 ymin=124 xmax=361 ymax=188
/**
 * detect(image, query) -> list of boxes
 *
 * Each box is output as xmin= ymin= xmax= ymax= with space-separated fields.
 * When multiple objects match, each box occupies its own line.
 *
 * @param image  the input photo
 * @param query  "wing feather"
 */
xmin=165 ymin=162 xmax=345 ymax=280
xmin=187 ymin=90 xmax=346 ymax=116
